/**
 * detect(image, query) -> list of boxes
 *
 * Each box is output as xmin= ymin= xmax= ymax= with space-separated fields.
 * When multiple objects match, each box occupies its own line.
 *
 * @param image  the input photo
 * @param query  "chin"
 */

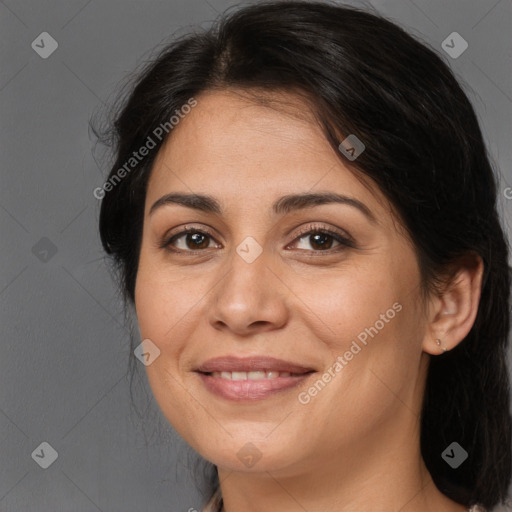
xmin=189 ymin=432 xmax=304 ymax=473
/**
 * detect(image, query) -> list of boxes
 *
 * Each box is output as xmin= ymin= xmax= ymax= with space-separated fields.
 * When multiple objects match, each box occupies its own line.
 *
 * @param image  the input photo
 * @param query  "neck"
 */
xmin=216 ymin=411 xmax=467 ymax=512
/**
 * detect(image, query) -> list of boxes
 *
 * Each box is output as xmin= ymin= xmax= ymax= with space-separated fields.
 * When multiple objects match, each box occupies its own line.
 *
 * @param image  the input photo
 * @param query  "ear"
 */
xmin=422 ymin=253 xmax=484 ymax=355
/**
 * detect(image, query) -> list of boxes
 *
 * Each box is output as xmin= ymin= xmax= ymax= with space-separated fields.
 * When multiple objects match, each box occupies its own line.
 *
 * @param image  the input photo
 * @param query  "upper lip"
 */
xmin=195 ymin=356 xmax=316 ymax=374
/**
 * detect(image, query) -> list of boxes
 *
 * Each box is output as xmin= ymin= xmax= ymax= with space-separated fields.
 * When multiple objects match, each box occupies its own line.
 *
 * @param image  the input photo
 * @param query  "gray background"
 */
xmin=1 ymin=0 xmax=511 ymax=510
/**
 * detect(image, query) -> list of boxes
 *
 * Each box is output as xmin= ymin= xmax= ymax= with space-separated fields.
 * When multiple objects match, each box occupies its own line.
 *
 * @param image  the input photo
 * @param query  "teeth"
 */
xmin=247 ymin=371 xmax=266 ymax=380
xmin=210 ymin=371 xmax=296 ymax=380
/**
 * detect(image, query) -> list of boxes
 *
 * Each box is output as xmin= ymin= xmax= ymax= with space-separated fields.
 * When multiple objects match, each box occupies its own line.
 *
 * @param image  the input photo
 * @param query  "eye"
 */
xmin=160 ymin=226 xmax=220 ymax=253
xmin=288 ymin=224 xmax=355 ymax=252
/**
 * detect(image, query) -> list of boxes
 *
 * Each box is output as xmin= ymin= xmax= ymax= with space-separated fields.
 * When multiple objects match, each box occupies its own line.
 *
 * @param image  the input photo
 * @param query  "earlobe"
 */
xmin=423 ymin=254 xmax=484 ymax=356
xmin=434 ymin=338 xmax=447 ymax=353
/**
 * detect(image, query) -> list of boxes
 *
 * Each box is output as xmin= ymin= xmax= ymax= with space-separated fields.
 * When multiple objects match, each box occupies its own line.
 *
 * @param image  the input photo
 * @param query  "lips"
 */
xmin=210 ymin=370 xmax=294 ymax=380
xmin=195 ymin=356 xmax=315 ymax=374
xmin=195 ymin=356 xmax=316 ymax=401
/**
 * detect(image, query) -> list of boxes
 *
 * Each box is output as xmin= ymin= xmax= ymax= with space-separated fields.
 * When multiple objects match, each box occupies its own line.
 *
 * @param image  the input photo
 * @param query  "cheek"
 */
xmin=299 ymin=256 xmax=422 ymax=396
xmin=134 ymin=253 xmax=200 ymax=349
xmin=135 ymin=274 xmax=172 ymax=348
xmin=134 ymin=264 xmax=201 ymax=434
xmin=296 ymin=260 xmax=401 ymax=349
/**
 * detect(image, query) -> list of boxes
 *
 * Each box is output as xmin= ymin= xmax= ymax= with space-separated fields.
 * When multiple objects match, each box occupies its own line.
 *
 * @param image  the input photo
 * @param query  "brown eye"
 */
xmin=307 ymin=232 xmax=336 ymax=250
xmin=161 ymin=228 xmax=220 ymax=253
xmin=290 ymin=226 xmax=354 ymax=252
xmin=183 ymin=232 xmax=210 ymax=250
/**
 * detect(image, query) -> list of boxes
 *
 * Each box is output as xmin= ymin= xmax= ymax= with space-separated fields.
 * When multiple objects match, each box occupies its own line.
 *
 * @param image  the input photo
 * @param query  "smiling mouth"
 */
xmin=197 ymin=371 xmax=315 ymax=401
xmin=196 ymin=361 xmax=316 ymax=401
xmin=205 ymin=370 xmax=312 ymax=380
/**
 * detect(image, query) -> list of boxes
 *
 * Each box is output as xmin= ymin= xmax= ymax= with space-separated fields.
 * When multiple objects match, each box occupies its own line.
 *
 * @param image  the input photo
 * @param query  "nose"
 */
xmin=207 ymin=245 xmax=289 ymax=336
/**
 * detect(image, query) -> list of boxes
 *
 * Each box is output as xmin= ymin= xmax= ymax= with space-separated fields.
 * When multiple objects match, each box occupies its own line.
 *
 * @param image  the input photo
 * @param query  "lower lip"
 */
xmin=196 ymin=372 xmax=314 ymax=401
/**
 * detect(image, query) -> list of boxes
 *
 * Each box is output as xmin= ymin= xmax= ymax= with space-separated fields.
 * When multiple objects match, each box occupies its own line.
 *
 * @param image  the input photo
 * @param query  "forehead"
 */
xmin=146 ymin=88 xmax=390 ymax=219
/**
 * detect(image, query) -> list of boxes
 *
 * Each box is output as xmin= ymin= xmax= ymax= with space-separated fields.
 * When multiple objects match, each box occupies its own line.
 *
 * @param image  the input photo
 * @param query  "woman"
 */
xmin=96 ymin=1 xmax=511 ymax=510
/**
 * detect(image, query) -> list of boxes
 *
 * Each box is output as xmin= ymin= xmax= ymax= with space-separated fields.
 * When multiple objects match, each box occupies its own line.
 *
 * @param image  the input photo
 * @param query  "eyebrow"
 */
xmin=149 ymin=192 xmax=377 ymax=223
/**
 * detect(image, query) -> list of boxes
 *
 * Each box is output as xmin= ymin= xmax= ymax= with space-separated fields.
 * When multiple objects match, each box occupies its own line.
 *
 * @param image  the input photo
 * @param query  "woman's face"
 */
xmin=135 ymin=89 xmax=432 ymax=475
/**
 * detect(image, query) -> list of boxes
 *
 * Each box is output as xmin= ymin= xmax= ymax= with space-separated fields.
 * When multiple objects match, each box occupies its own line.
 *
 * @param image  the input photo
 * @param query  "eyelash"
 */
xmin=159 ymin=223 xmax=355 ymax=255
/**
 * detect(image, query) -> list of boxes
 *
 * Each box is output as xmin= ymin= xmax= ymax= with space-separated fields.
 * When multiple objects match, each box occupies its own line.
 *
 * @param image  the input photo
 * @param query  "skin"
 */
xmin=134 ymin=89 xmax=483 ymax=512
